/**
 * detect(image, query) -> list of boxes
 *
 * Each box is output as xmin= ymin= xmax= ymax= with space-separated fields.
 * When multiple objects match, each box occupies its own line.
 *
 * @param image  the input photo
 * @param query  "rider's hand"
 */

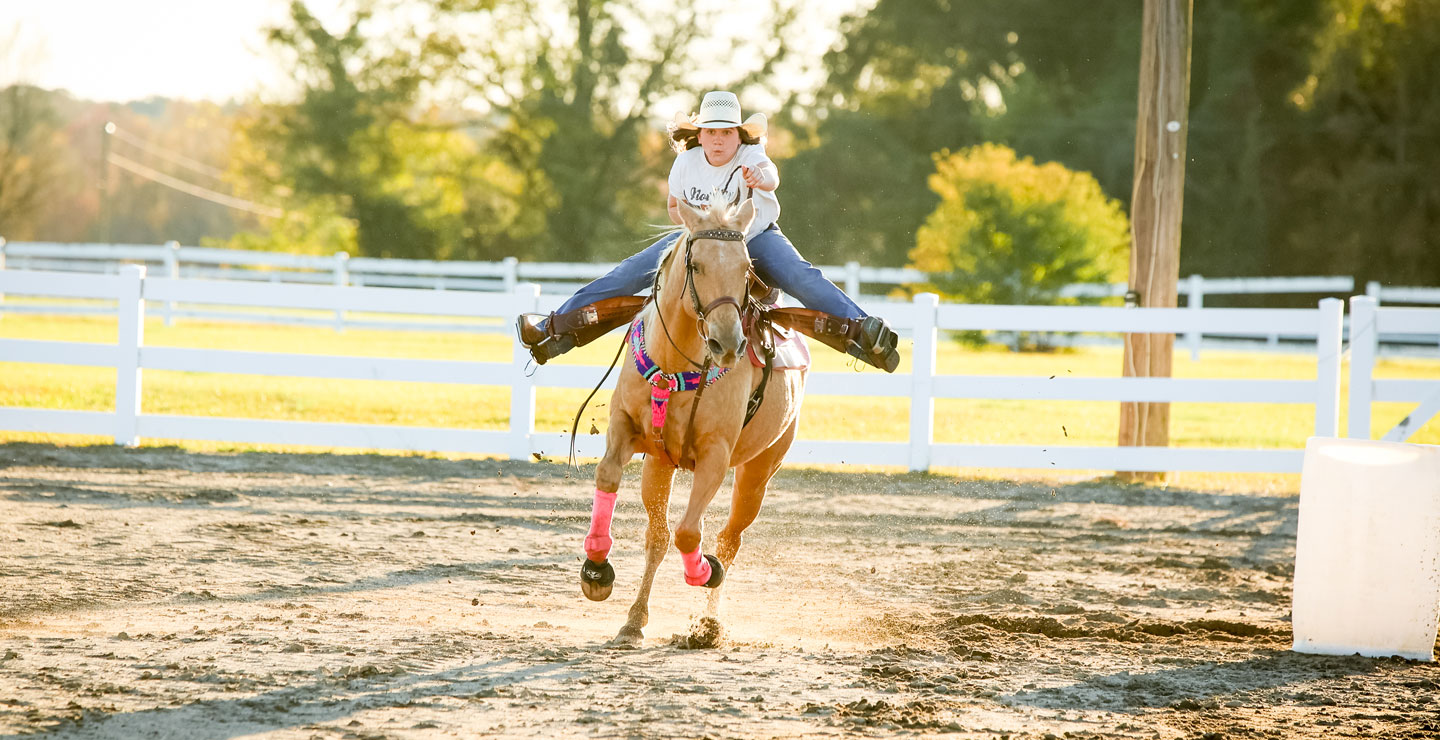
xmin=742 ymin=165 xmax=773 ymax=189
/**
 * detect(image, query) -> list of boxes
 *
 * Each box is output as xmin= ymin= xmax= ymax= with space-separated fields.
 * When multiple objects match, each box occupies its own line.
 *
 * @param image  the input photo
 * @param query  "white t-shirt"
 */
xmin=668 ymin=143 xmax=780 ymax=242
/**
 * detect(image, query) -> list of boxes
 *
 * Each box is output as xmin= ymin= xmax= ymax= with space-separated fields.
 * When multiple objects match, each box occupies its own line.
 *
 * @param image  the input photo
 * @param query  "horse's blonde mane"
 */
xmin=639 ymin=201 xmax=748 ymax=323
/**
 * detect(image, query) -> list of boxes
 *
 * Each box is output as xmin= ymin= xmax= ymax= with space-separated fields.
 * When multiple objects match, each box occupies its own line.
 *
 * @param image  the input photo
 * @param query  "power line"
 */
xmin=107 ymin=152 xmax=284 ymax=219
xmin=108 ymin=125 xmax=228 ymax=181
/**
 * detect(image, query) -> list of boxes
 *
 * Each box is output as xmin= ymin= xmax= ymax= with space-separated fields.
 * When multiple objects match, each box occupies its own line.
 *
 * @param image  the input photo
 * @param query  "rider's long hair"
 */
xmin=668 ymin=124 xmax=761 ymax=154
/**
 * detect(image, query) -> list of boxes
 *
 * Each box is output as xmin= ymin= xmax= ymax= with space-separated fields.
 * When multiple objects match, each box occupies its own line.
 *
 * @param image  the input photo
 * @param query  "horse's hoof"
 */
xmin=580 ymin=558 xmax=615 ymax=601
xmin=607 ymin=626 xmax=644 ymax=648
xmin=701 ymin=554 xmax=724 ymax=588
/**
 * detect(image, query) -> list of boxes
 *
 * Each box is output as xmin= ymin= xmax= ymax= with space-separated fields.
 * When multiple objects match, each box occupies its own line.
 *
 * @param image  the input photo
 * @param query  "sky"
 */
xmin=0 ymin=0 xmax=866 ymax=105
xmin=0 ymin=0 xmax=323 ymax=103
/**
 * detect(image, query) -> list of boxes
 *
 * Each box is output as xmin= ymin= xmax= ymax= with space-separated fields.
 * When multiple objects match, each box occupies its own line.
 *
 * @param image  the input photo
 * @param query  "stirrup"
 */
xmin=846 ymin=316 xmax=900 ymax=373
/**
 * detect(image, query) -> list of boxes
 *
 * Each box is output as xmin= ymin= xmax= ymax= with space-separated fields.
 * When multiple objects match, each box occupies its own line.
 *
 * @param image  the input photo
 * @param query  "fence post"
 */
xmin=116 ymin=265 xmax=147 ymax=447
xmin=1314 ymin=298 xmax=1343 ymax=438
xmin=503 ymin=257 xmax=519 ymax=293
xmin=510 ymin=282 xmax=542 ymax=461
xmin=161 ymin=240 xmax=179 ymax=326
xmin=1347 ymin=296 xmax=1378 ymax=439
xmin=333 ymin=252 xmax=349 ymax=333
xmin=1365 ymin=280 xmax=1381 ymax=303
xmin=1186 ymin=273 xmax=1203 ymax=361
xmin=0 ymin=236 xmax=7 ymax=320
xmin=845 ymin=261 xmax=861 ymax=299
xmin=909 ymin=293 xmax=938 ymax=472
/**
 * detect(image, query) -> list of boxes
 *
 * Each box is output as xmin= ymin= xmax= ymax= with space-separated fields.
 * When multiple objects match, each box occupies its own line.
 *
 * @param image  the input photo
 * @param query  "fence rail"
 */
xmin=1 ymin=240 xmax=1395 ymax=358
xmin=0 ymin=266 xmax=1362 ymax=474
xmin=1346 ymin=297 xmax=1440 ymax=442
xmin=2 ymin=239 xmax=1367 ymax=298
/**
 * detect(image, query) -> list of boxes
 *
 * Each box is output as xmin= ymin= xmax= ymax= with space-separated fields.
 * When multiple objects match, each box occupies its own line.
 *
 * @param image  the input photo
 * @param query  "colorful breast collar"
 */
xmin=629 ymin=319 xmax=728 ymax=434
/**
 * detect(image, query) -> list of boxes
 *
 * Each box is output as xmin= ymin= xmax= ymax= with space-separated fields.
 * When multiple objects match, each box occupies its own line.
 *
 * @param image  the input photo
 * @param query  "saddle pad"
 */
xmin=747 ymin=324 xmax=810 ymax=370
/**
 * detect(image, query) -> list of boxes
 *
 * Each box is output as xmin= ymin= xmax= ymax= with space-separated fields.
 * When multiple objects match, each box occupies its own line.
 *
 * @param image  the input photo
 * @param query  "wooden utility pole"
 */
xmin=100 ymin=122 xmax=115 ymax=244
xmin=1119 ymin=0 xmax=1192 ymax=481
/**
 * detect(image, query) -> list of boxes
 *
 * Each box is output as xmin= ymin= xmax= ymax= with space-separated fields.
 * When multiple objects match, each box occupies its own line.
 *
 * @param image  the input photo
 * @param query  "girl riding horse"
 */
xmin=516 ymin=90 xmax=900 ymax=373
xmin=578 ymin=197 xmax=808 ymax=644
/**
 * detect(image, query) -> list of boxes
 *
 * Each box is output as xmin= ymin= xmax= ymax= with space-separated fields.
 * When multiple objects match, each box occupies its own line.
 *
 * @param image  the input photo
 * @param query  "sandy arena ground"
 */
xmin=1 ymin=442 xmax=1437 ymax=739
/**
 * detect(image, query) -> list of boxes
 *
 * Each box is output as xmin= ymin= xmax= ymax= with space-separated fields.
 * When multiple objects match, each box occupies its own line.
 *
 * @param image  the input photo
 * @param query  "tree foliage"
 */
xmin=229 ymin=1 xmax=543 ymax=259
xmin=781 ymin=0 xmax=1139 ymax=268
xmin=453 ymin=0 xmax=800 ymax=261
xmin=0 ymin=84 xmax=62 ymax=239
xmin=910 ymin=144 xmax=1129 ymax=305
xmin=1275 ymin=0 xmax=1440 ymax=287
xmin=795 ymin=0 xmax=1440 ymax=293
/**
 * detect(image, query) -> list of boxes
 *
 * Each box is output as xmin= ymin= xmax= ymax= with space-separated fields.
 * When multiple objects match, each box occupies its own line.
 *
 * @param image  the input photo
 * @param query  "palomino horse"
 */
xmin=579 ymin=198 xmax=806 ymax=645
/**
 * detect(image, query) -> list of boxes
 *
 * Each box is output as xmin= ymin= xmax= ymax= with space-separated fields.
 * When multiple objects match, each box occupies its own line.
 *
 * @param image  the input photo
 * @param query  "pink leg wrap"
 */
xmin=584 ymin=489 xmax=618 ymax=562
xmin=680 ymin=547 xmax=712 ymax=586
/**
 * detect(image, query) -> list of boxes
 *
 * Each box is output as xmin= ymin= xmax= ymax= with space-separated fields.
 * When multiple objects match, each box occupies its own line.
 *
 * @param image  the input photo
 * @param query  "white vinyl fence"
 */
xmin=0 ymin=241 xmax=910 ymax=298
xmin=1346 ymin=296 xmax=1440 ymax=443
xmin=0 ymin=240 xmax=1358 ymax=301
xmin=0 ymin=266 xmax=1350 ymax=474
xmin=0 ymin=241 xmax=1371 ymax=358
xmin=1364 ymin=281 xmax=1440 ymax=351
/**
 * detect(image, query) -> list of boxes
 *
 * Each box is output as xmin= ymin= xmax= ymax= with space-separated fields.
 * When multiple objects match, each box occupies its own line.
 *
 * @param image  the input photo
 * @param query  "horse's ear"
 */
xmin=676 ymin=199 xmax=705 ymax=232
xmin=733 ymin=198 xmax=756 ymax=236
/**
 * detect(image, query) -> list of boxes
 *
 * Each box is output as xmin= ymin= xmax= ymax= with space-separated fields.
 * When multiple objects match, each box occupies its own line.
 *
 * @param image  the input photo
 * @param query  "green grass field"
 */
xmin=3 ymin=311 xmax=1437 ymax=493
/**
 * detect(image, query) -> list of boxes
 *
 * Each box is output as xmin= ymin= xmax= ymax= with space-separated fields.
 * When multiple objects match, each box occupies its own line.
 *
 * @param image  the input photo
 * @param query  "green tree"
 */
xmin=787 ymin=0 xmax=1363 ymax=295
xmin=780 ymin=0 xmax=1145 ymax=269
xmin=910 ymin=144 xmax=1129 ymax=306
xmin=0 ymin=84 xmax=60 ymax=239
xmin=238 ymin=0 xmax=800 ymax=262
xmin=1276 ymin=0 xmax=1440 ymax=287
xmin=457 ymin=0 xmax=802 ymax=261
xmin=233 ymin=1 xmax=541 ymax=259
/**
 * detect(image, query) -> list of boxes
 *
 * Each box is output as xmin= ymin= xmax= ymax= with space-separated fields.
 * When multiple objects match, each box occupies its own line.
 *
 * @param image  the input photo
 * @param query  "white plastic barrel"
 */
xmin=1292 ymin=437 xmax=1440 ymax=661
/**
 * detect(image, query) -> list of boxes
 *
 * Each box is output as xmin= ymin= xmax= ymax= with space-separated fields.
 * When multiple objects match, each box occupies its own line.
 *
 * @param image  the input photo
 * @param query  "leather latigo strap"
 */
xmin=765 ymin=307 xmax=858 ymax=354
xmin=748 ymin=273 xmax=777 ymax=304
xmin=551 ymin=296 xmax=647 ymax=347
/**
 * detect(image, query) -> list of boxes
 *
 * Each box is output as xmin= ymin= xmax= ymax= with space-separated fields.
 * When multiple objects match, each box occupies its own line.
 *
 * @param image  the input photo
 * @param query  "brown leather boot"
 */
xmin=515 ymin=314 xmax=574 ymax=365
xmin=846 ymin=316 xmax=900 ymax=373
xmin=515 ymin=296 xmax=647 ymax=365
xmin=764 ymin=309 xmax=900 ymax=373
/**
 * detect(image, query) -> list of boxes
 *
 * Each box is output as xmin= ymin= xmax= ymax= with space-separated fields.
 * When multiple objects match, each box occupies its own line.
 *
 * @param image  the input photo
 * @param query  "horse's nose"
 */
xmin=705 ymin=336 xmax=747 ymax=367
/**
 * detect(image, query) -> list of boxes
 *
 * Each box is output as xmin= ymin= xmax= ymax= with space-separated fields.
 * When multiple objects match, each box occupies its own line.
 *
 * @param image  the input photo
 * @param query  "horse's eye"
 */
xmin=691 ymin=263 xmax=704 ymax=275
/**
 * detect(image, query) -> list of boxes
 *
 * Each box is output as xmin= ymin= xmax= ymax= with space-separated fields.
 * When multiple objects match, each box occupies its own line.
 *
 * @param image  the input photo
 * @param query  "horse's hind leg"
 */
xmin=706 ymin=418 xmax=798 ymax=619
xmin=613 ymin=456 xmax=676 ymax=645
xmin=581 ymin=414 xmax=639 ymax=602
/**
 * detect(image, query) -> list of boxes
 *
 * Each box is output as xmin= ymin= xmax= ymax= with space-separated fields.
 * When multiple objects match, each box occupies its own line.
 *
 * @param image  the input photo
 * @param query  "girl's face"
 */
xmin=698 ymin=126 xmax=740 ymax=165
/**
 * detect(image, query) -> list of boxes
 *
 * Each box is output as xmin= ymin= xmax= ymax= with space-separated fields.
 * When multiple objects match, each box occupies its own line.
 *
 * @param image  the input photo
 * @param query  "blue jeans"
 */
xmin=554 ymin=224 xmax=865 ymax=319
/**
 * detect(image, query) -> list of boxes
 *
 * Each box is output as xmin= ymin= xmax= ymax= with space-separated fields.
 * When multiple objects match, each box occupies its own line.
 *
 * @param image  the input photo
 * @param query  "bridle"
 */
xmin=568 ymin=224 xmax=760 ymax=471
xmin=652 ymin=227 xmax=754 ymax=369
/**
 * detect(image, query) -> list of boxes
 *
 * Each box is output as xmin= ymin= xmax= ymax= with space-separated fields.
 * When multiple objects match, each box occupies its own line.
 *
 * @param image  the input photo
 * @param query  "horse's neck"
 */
xmin=643 ymin=287 xmax=706 ymax=372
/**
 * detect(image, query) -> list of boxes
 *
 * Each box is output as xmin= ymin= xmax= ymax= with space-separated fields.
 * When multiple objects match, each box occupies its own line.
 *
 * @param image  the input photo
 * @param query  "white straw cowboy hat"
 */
xmin=672 ymin=91 xmax=767 ymax=138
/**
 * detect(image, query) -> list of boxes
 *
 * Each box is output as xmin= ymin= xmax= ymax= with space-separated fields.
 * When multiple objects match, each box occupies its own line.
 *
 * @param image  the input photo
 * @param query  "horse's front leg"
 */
xmin=612 ymin=456 xmax=676 ymax=645
xmin=673 ymin=442 xmax=732 ymax=589
xmin=706 ymin=418 xmax=798 ymax=618
xmin=580 ymin=413 xmax=639 ymax=602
